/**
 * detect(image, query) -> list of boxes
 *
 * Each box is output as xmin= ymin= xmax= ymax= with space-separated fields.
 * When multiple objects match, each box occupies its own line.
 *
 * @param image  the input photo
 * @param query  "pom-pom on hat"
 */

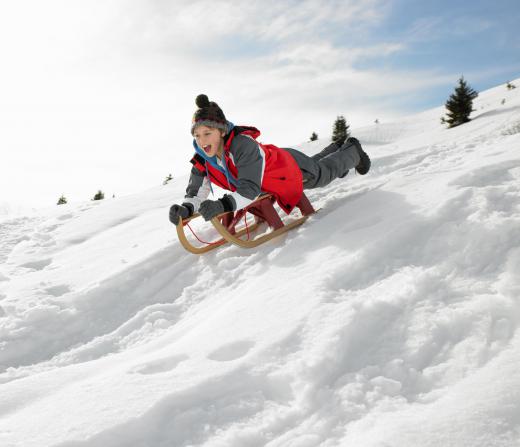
xmin=191 ymin=94 xmax=229 ymax=135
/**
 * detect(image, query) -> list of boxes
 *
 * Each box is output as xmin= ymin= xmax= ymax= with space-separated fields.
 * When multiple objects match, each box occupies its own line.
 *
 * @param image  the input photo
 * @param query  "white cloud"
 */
xmin=0 ymin=0 xmax=459 ymax=207
xmin=405 ymin=14 xmax=495 ymax=44
xmin=123 ymin=0 xmax=386 ymax=46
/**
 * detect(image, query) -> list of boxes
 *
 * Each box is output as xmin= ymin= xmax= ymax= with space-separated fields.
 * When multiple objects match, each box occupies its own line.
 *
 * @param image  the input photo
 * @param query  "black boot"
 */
xmin=344 ymin=137 xmax=371 ymax=175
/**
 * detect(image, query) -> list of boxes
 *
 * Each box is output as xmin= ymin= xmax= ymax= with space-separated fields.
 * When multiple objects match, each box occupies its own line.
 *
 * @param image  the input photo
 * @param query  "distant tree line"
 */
xmin=307 ymin=75 xmax=510 ymax=139
xmin=309 ymin=115 xmax=351 ymax=145
xmin=57 ymin=174 xmax=174 ymax=205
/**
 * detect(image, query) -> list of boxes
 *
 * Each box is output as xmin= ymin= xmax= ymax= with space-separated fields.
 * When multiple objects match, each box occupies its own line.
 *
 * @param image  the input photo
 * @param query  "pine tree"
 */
xmin=92 ymin=190 xmax=105 ymax=201
xmin=443 ymin=76 xmax=478 ymax=128
xmin=57 ymin=195 xmax=67 ymax=205
xmin=163 ymin=173 xmax=173 ymax=185
xmin=332 ymin=115 xmax=350 ymax=145
xmin=310 ymin=132 xmax=318 ymax=141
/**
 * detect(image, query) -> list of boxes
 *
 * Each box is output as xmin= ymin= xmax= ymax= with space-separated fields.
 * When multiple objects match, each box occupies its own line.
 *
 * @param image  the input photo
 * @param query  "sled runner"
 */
xmin=176 ymin=193 xmax=316 ymax=254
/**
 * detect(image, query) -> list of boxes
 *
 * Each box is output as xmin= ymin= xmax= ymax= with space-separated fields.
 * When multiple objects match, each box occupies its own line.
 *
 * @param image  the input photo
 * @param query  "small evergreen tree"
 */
xmin=332 ymin=115 xmax=350 ymax=145
xmin=442 ymin=76 xmax=478 ymax=128
xmin=310 ymin=132 xmax=318 ymax=141
xmin=57 ymin=195 xmax=67 ymax=205
xmin=163 ymin=173 xmax=173 ymax=185
xmin=92 ymin=190 xmax=105 ymax=201
xmin=506 ymin=81 xmax=516 ymax=90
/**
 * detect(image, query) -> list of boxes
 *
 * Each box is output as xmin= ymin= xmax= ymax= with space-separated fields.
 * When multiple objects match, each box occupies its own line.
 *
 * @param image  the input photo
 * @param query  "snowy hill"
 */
xmin=1 ymin=79 xmax=520 ymax=447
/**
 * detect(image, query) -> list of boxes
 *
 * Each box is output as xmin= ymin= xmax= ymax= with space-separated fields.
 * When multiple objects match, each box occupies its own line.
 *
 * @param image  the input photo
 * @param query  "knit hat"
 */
xmin=191 ymin=94 xmax=229 ymax=135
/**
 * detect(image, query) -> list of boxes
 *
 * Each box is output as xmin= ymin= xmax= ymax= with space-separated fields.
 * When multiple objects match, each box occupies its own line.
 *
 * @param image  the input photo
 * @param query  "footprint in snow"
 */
xmin=132 ymin=354 xmax=189 ymax=375
xmin=39 ymin=224 xmax=59 ymax=233
xmin=56 ymin=213 xmax=74 ymax=221
xmin=20 ymin=258 xmax=53 ymax=271
xmin=45 ymin=284 xmax=71 ymax=297
xmin=207 ymin=340 xmax=255 ymax=362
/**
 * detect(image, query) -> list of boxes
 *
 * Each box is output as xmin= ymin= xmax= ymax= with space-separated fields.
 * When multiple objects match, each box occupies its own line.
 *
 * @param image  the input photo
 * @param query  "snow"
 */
xmin=1 ymin=79 xmax=520 ymax=446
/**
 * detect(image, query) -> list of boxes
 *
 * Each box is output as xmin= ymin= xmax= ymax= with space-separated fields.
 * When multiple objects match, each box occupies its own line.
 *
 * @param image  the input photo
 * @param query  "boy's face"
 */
xmin=194 ymin=125 xmax=224 ymax=157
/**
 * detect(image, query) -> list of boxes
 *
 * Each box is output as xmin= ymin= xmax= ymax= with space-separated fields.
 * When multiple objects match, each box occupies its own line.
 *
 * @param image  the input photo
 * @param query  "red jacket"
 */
xmin=191 ymin=126 xmax=303 ymax=214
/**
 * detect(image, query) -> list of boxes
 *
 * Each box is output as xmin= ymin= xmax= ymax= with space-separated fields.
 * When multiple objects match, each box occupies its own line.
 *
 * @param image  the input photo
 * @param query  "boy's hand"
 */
xmin=169 ymin=203 xmax=193 ymax=225
xmin=198 ymin=199 xmax=225 ymax=221
xmin=199 ymin=195 xmax=236 ymax=221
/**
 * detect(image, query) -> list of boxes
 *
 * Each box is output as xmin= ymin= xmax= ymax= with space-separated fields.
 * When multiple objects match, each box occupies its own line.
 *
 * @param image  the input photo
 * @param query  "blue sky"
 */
xmin=0 ymin=0 xmax=519 ymax=208
xmin=200 ymin=0 xmax=520 ymax=110
xmin=358 ymin=0 xmax=520 ymax=108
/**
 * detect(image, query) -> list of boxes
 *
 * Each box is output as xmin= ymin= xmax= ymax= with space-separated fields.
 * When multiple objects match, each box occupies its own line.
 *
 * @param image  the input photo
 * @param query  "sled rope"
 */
xmin=185 ymin=222 xmax=220 ymax=246
xmin=186 ymin=213 xmax=251 ymax=246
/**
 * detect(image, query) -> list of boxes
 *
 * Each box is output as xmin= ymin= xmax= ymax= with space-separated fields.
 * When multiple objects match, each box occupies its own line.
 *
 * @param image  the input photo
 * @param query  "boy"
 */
xmin=169 ymin=94 xmax=370 ymax=224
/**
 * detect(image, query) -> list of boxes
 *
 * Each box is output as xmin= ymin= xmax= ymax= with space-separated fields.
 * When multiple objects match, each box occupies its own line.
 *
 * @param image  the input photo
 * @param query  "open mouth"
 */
xmin=202 ymin=145 xmax=212 ymax=154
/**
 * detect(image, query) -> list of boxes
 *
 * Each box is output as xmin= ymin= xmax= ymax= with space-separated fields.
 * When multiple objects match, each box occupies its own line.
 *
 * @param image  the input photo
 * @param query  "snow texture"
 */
xmin=1 ymin=79 xmax=520 ymax=446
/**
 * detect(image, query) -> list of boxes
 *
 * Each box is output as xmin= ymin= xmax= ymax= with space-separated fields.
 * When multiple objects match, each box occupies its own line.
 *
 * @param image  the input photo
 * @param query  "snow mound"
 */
xmin=1 ymin=78 xmax=520 ymax=447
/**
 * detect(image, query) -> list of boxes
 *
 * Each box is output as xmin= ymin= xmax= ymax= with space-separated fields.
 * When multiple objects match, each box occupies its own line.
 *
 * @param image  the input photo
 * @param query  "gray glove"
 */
xmin=198 ymin=195 xmax=236 ymax=221
xmin=169 ymin=203 xmax=194 ymax=225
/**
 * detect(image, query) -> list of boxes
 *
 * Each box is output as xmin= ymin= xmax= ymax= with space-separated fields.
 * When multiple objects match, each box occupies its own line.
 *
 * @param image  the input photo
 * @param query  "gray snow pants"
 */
xmin=284 ymin=140 xmax=361 ymax=189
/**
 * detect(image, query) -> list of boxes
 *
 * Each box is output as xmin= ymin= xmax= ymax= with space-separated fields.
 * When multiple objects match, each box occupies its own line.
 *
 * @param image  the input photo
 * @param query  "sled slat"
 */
xmin=176 ymin=217 xmax=260 ymax=254
xmin=210 ymin=214 xmax=311 ymax=248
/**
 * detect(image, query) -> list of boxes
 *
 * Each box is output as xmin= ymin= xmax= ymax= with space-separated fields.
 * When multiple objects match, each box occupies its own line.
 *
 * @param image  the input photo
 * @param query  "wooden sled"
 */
xmin=176 ymin=193 xmax=316 ymax=254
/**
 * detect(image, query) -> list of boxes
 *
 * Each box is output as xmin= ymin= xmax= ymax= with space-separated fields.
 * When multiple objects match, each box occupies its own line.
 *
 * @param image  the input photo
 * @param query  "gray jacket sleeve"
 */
xmin=229 ymin=134 xmax=265 ymax=205
xmin=183 ymin=166 xmax=211 ymax=212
